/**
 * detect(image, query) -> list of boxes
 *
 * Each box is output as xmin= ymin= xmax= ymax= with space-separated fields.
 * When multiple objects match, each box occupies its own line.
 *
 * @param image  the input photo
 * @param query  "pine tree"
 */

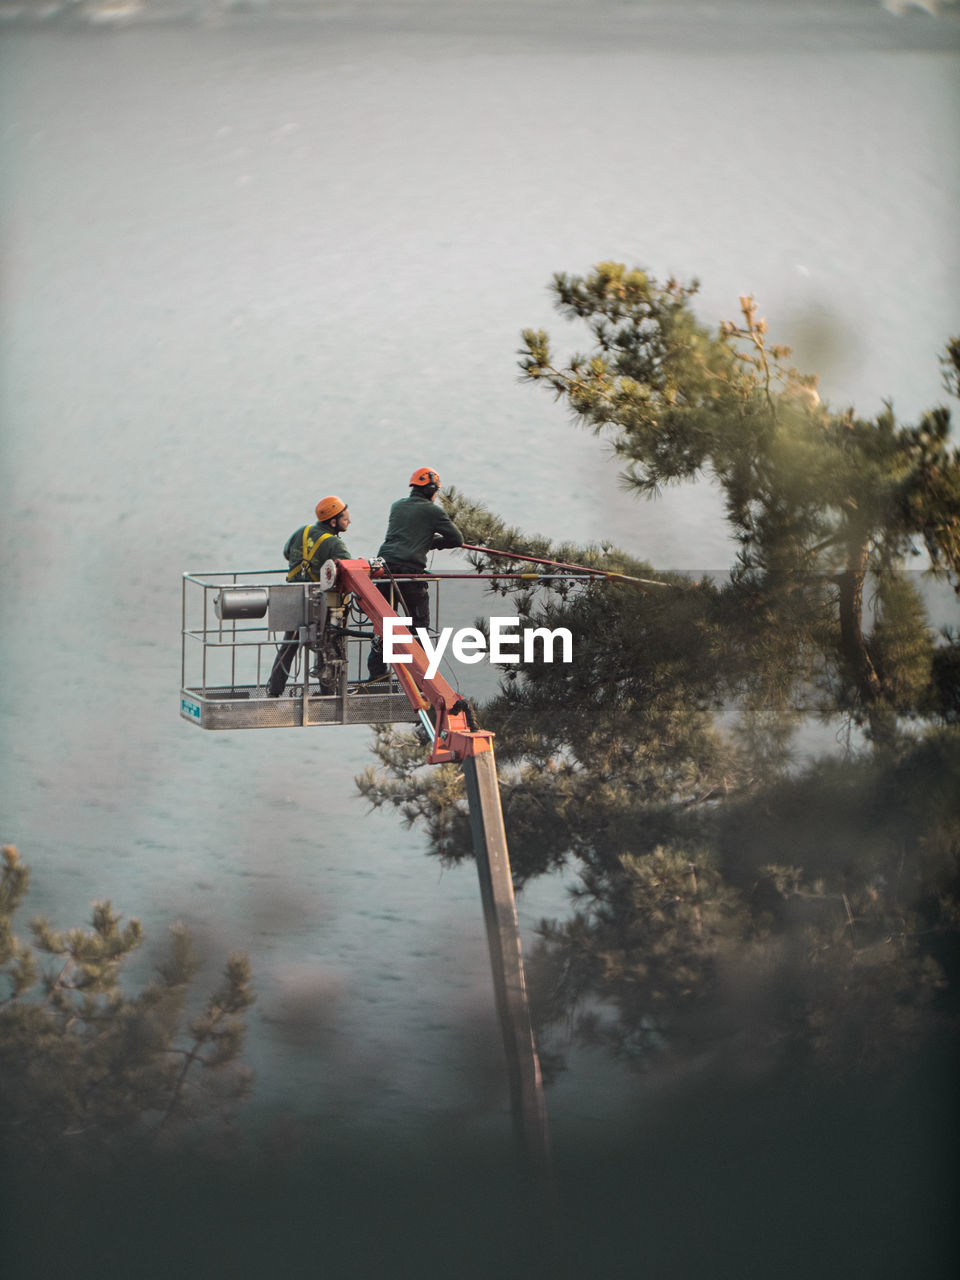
xmin=361 ymin=266 xmax=960 ymax=1081
xmin=0 ymin=845 xmax=255 ymax=1162
xmin=519 ymin=265 xmax=959 ymax=745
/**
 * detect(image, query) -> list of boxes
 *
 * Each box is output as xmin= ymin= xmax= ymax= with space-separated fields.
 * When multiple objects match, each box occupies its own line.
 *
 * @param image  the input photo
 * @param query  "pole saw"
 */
xmin=460 ymin=543 xmax=671 ymax=592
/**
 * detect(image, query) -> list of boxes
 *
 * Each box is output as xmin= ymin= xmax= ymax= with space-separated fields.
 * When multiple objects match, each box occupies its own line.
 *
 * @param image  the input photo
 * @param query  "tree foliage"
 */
xmin=522 ymin=265 xmax=960 ymax=741
xmin=361 ymin=264 xmax=960 ymax=1084
xmin=0 ymin=845 xmax=255 ymax=1162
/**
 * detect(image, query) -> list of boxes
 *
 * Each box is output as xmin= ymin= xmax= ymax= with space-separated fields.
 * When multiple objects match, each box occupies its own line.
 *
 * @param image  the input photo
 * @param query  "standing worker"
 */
xmin=267 ymin=496 xmax=351 ymax=697
xmin=367 ymin=467 xmax=463 ymax=680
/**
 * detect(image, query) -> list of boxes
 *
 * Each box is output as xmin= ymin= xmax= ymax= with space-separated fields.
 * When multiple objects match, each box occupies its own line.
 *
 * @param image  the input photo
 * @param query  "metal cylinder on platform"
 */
xmin=214 ymin=588 xmax=269 ymax=620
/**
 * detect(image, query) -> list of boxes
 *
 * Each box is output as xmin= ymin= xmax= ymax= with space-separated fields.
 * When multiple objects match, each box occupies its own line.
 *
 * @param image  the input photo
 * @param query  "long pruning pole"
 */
xmin=389 ymin=572 xmax=596 ymax=582
xmin=461 ymin=543 xmax=671 ymax=592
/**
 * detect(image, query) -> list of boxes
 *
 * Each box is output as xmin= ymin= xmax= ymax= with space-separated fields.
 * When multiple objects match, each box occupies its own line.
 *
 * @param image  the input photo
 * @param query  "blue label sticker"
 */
xmin=181 ymin=695 xmax=202 ymax=722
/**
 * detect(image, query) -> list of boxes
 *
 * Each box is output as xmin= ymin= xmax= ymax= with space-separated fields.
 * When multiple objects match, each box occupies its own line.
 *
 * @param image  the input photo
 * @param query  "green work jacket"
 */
xmin=376 ymin=491 xmax=464 ymax=572
xmin=283 ymin=523 xmax=350 ymax=582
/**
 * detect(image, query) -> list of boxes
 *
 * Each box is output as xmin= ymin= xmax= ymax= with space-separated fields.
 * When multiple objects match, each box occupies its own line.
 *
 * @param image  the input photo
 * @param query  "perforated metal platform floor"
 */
xmin=180 ymin=683 xmax=418 ymax=730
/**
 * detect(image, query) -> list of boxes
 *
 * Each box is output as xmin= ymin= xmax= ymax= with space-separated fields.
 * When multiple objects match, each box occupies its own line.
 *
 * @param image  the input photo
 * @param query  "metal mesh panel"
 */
xmin=180 ymin=686 xmax=417 ymax=731
xmin=344 ymin=690 xmax=418 ymax=725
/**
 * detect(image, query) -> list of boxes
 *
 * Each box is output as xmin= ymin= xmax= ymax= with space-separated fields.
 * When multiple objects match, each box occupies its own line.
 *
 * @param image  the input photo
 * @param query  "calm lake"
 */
xmin=1 ymin=0 xmax=958 ymax=1146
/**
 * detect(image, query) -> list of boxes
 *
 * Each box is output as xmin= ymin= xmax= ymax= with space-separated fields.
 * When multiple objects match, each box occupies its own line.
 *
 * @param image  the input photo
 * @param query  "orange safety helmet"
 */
xmin=315 ymin=495 xmax=347 ymax=523
xmin=409 ymin=467 xmax=441 ymax=490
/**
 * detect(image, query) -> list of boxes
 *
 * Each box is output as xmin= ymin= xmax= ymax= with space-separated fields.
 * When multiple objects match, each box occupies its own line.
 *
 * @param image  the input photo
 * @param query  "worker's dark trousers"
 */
xmin=367 ymin=578 xmax=430 ymax=678
xmin=267 ymin=633 xmax=299 ymax=696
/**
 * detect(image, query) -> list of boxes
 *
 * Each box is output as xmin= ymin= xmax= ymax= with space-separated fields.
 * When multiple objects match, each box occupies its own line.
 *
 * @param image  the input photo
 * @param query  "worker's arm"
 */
xmin=431 ymin=510 xmax=464 ymax=550
xmin=282 ymin=527 xmax=303 ymax=561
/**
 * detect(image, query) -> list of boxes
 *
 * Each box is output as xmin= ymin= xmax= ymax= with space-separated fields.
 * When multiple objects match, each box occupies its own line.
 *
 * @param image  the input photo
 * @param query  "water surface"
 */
xmin=1 ymin=2 xmax=958 ymax=1136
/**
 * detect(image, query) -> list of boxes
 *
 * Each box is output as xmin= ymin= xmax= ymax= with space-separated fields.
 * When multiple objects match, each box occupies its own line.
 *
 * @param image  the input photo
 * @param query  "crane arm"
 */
xmin=329 ymin=556 xmax=550 ymax=1167
xmin=332 ymin=558 xmax=493 ymax=766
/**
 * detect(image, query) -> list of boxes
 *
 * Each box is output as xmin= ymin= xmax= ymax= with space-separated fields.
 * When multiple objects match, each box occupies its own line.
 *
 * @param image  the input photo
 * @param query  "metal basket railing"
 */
xmin=180 ymin=569 xmax=419 ymax=730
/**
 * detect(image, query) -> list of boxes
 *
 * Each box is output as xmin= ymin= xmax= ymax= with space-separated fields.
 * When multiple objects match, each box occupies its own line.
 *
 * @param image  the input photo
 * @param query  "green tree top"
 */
xmin=362 ymin=264 xmax=960 ymax=1083
xmin=0 ymin=845 xmax=255 ymax=1160
xmin=518 ymin=264 xmax=960 ymax=746
xmin=521 ymin=263 xmax=959 ymax=580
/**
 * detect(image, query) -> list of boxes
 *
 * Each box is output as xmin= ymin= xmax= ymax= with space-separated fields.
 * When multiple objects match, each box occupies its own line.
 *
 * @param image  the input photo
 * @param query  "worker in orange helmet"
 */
xmin=367 ymin=467 xmax=463 ymax=680
xmin=267 ymin=496 xmax=352 ymax=697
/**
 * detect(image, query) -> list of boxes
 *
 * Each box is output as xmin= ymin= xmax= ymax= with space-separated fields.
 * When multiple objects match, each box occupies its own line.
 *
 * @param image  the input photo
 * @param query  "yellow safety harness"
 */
xmin=286 ymin=529 xmax=334 ymax=582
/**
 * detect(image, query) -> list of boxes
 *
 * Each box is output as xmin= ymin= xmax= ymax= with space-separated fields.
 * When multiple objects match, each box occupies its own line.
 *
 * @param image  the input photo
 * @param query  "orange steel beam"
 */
xmin=335 ymin=559 xmax=492 ymax=765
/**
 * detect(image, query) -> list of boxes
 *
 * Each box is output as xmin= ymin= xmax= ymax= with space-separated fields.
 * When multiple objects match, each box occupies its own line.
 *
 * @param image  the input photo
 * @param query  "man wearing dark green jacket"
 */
xmin=268 ymin=495 xmax=351 ymax=696
xmin=367 ymin=467 xmax=463 ymax=679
